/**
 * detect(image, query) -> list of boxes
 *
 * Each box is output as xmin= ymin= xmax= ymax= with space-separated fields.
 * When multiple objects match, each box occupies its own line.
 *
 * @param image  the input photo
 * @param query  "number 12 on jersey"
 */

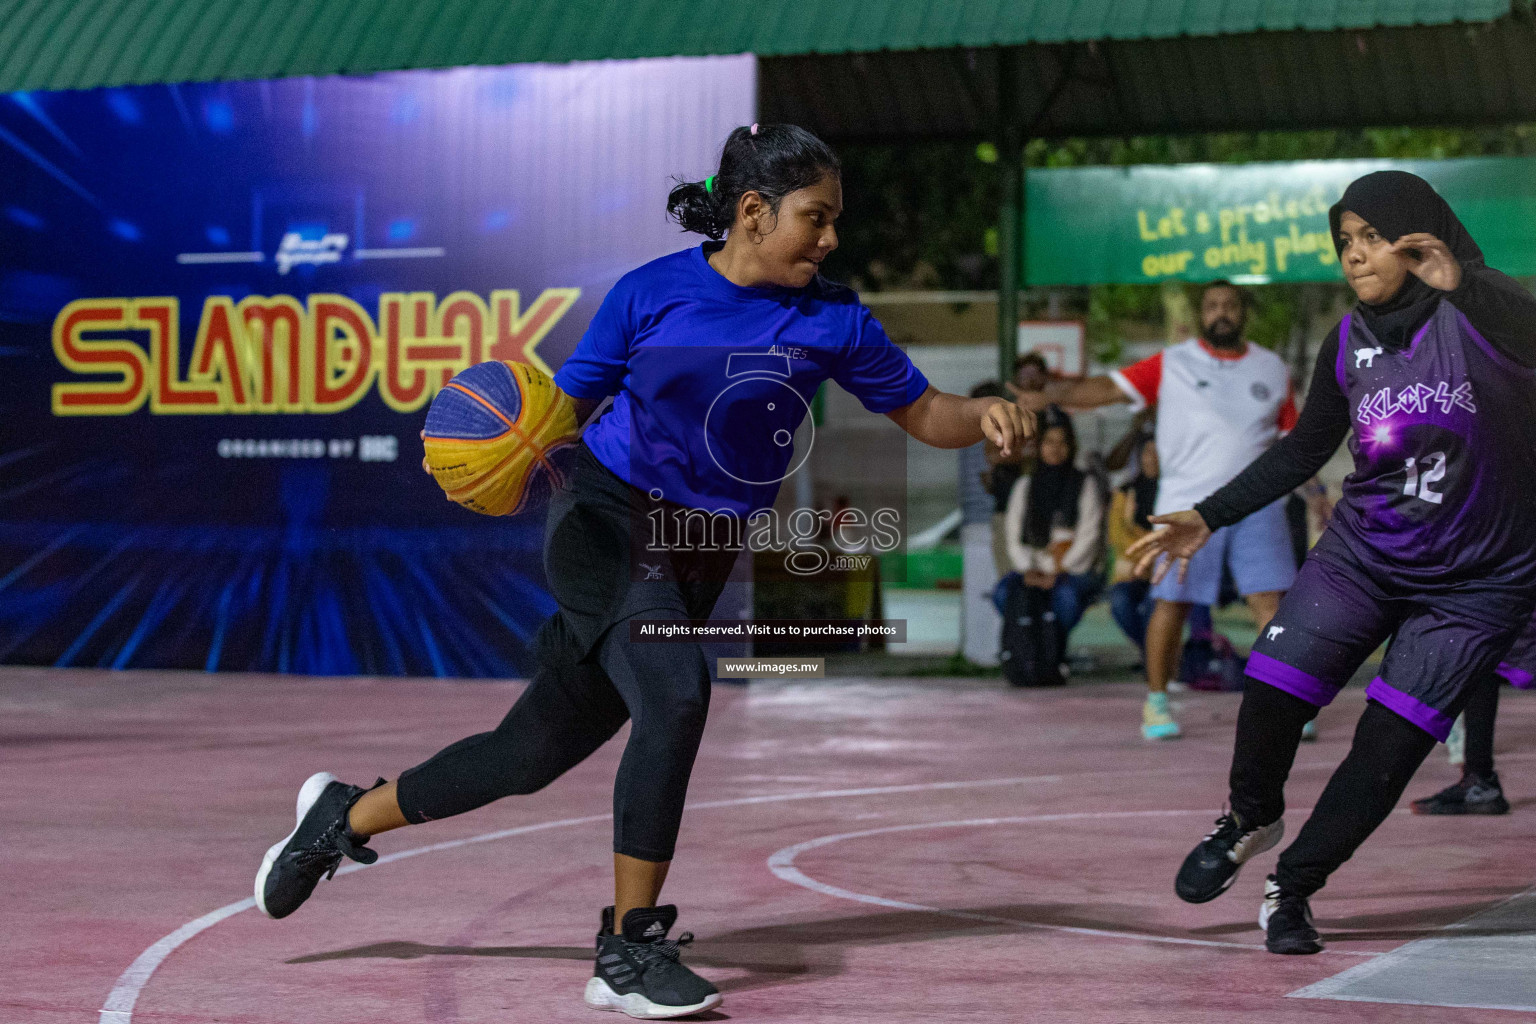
xmin=1403 ymin=451 xmax=1446 ymax=504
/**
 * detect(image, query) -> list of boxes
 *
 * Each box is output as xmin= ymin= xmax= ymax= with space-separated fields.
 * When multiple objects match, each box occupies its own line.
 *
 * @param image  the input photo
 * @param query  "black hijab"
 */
xmin=1129 ymin=441 xmax=1158 ymax=532
xmin=1023 ymin=408 xmax=1086 ymax=548
xmin=1329 ymin=170 xmax=1483 ymax=350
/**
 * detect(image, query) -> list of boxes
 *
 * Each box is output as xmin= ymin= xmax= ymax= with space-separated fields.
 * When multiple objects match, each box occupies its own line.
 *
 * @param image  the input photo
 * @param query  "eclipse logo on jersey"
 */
xmin=1355 ymin=380 xmax=1476 ymax=425
xmin=50 ymin=288 xmax=579 ymax=416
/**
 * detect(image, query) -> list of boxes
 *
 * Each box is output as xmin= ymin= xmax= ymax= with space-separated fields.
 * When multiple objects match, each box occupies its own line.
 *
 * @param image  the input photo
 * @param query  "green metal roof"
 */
xmin=0 ymin=0 xmax=1515 ymax=93
xmin=766 ymin=13 xmax=1536 ymax=140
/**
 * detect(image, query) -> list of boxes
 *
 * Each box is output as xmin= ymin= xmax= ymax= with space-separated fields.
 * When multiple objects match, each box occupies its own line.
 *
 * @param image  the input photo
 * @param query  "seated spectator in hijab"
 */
xmin=1000 ymin=408 xmax=1105 ymax=655
xmin=1108 ymin=428 xmax=1159 ymax=654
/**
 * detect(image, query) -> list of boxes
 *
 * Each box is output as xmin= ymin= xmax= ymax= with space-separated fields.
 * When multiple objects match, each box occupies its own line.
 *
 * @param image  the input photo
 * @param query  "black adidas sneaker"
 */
xmin=585 ymin=905 xmax=721 ymax=1019
xmin=1411 ymin=770 xmax=1510 ymax=815
xmin=255 ymin=772 xmax=380 ymax=919
xmin=1259 ymin=875 xmax=1323 ymax=954
xmin=1175 ymin=812 xmax=1285 ymax=903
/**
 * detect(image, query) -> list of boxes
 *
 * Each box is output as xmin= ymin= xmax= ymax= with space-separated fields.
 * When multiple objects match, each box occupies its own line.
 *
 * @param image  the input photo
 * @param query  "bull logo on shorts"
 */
xmin=1266 ymin=625 xmax=1285 ymax=642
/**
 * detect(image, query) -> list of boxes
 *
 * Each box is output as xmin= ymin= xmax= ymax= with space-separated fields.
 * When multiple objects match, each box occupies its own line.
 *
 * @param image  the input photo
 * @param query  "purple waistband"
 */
xmin=1245 ymin=651 xmax=1342 ymax=707
xmin=1366 ymin=677 xmax=1456 ymax=742
xmin=1497 ymin=662 xmax=1535 ymax=690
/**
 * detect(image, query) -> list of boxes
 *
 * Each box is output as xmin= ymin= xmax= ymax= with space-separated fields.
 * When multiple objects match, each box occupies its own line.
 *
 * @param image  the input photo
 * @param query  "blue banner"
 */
xmin=0 ymin=57 xmax=754 ymax=674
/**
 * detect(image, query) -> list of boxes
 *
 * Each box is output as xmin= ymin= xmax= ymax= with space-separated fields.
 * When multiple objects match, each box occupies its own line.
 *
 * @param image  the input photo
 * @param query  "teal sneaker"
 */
xmin=1142 ymin=692 xmax=1181 ymax=740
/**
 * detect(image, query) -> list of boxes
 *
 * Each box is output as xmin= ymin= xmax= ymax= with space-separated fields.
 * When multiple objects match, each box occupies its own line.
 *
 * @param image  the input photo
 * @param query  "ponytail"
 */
xmin=666 ymin=177 xmax=734 ymax=240
xmin=667 ymin=123 xmax=840 ymax=239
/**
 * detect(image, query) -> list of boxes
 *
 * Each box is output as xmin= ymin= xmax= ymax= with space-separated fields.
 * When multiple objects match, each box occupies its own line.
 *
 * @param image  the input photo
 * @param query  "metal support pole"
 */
xmin=995 ymin=49 xmax=1022 ymax=384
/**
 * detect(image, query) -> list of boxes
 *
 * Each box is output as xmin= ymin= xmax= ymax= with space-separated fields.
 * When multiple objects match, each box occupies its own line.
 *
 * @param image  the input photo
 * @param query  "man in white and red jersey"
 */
xmin=1015 ymin=281 xmax=1299 ymax=739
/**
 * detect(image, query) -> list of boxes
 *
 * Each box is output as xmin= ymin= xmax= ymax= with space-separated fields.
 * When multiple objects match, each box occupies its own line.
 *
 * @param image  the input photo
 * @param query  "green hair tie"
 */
xmin=704 ymin=175 xmax=717 ymax=194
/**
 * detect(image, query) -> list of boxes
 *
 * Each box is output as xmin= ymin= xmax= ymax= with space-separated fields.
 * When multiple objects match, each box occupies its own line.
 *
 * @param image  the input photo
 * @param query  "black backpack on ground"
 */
xmin=999 ymin=583 xmax=1066 ymax=688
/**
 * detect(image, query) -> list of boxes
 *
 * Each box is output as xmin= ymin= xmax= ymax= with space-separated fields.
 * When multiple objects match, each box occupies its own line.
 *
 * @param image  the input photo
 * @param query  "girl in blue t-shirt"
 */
xmin=254 ymin=123 xmax=1033 ymax=1019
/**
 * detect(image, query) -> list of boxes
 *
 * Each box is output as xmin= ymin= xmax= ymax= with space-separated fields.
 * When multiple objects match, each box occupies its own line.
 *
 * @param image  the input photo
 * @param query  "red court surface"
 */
xmin=6 ymin=666 xmax=1536 ymax=1023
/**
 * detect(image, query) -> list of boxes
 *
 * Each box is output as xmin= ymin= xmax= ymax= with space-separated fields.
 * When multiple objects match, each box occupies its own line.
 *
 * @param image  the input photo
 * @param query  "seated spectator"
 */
xmin=998 ymin=408 xmax=1105 ymax=660
xmin=1107 ymin=430 xmax=1158 ymax=654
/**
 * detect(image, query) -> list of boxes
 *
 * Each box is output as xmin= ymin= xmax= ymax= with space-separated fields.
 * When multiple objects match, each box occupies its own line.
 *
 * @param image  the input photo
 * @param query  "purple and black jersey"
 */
xmin=1329 ymin=300 xmax=1536 ymax=593
xmin=1184 ymin=257 xmax=1536 ymax=738
xmin=1220 ymin=280 xmax=1536 ymax=739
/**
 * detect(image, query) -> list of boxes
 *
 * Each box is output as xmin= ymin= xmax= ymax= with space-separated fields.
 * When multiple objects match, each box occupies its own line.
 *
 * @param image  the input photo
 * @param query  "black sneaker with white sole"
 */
xmin=1411 ymin=770 xmax=1510 ymax=815
xmin=585 ymin=905 xmax=721 ymax=1020
xmin=255 ymin=772 xmax=380 ymax=919
xmin=1175 ymin=812 xmax=1285 ymax=904
xmin=1260 ymin=875 xmax=1323 ymax=954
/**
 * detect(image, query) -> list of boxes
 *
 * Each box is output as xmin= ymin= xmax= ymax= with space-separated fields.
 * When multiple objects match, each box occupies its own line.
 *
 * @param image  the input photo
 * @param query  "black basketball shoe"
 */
xmin=1175 ymin=812 xmax=1285 ymax=903
xmin=1260 ymin=875 xmax=1324 ymax=954
xmin=255 ymin=772 xmax=380 ymax=919
xmin=585 ymin=905 xmax=721 ymax=1019
xmin=1411 ymin=770 xmax=1510 ymax=815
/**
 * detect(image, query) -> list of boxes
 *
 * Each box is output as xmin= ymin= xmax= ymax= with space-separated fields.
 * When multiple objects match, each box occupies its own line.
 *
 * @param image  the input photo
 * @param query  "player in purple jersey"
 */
xmin=1411 ymin=612 xmax=1536 ymax=815
xmin=1126 ymin=171 xmax=1536 ymax=955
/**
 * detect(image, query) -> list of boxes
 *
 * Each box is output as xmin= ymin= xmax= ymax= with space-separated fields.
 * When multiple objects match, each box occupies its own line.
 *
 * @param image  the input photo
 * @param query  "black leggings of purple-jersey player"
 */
xmin=1230 ymin=681 xmax=1440 ymax=896
xmin=1458 ymin=624 xmax=1536 ymax=780
xmin=1216 ymin=532 xmax=1528 ymax=895
xmin=1413 ymin=624 xmax=1536 ymax=811
xmin=1460 ymin=673 xmax=1500 ymax=779
xmin=1408 ymin=667 xmax=1513 ymax=815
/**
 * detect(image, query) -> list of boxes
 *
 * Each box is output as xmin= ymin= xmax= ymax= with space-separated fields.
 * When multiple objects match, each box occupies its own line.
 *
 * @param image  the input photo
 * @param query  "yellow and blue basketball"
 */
xmin=423 ymin=360 xmax=578 ymax=516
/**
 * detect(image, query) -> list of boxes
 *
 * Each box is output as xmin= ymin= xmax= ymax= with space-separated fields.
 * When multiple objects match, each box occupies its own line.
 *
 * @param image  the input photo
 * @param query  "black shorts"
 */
xmin=1245 ymin=528 xmax=1535 ymax=740
xmin=543 ymin=441 xmax=737 ymax=659
xmin=1497 ymin=614 xmax=1536 ymax=690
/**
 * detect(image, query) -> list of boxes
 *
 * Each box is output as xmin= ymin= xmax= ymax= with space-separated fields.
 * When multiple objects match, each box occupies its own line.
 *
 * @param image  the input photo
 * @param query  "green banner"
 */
xmin=1024 ymin=156 xmax=1536 ymax=286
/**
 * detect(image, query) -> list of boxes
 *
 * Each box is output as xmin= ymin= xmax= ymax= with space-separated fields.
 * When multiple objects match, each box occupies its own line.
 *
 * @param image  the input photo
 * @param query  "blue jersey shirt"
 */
xmin=554 ymin=244 xmax=929 ymax=515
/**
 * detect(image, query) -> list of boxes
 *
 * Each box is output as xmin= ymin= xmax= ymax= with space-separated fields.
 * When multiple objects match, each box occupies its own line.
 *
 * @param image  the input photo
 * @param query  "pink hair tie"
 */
xmin=750 ymin=123 xmax=759 ymax=135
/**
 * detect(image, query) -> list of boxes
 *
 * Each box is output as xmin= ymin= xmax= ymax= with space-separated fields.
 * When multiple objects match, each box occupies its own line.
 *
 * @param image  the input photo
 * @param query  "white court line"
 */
xmin=98 ymin=775 xmax=1067 ymax=1023
xmin=92 ymin=760 xmax=1358 ymax=1023
xmin=99 ymin=900 xmax=254 ymax=1024
xmin=97 ymin=813 xmax=611 ymax=1024
xmin=768 ymin=811 xmax=1375 ymax=957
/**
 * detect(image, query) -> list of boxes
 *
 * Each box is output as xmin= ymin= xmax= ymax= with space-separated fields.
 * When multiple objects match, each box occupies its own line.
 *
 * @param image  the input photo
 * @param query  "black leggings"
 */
xmin=1462 ymin=672 xmax=1501 ymax=778
xmin=393 ymin=444 xmax=731 ymax=863
xmin=395 ymin=611 xmax=710 ymax=861
xmin=1229 ymin=680 xmax=1441 ymax=898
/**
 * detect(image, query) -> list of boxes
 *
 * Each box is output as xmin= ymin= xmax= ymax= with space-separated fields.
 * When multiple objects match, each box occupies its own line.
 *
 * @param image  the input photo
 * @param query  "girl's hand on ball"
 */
xmin=1123 ymin=510 xmax=1212 ymax=584
xmin=981 ymin=398 xmax=1035 ymax=458
xmin=420 ymin=429 xmax=430 ymax=475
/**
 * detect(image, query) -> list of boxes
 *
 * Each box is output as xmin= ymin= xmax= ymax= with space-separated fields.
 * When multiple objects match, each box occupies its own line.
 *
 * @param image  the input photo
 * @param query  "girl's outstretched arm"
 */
xmin=886 ymin=386 xmax=1036 ymax=458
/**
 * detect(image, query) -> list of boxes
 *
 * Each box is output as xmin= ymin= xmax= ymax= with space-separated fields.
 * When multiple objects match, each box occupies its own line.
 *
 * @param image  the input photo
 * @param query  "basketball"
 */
xmin=422 ymin=360 xmax=579 ymax=516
